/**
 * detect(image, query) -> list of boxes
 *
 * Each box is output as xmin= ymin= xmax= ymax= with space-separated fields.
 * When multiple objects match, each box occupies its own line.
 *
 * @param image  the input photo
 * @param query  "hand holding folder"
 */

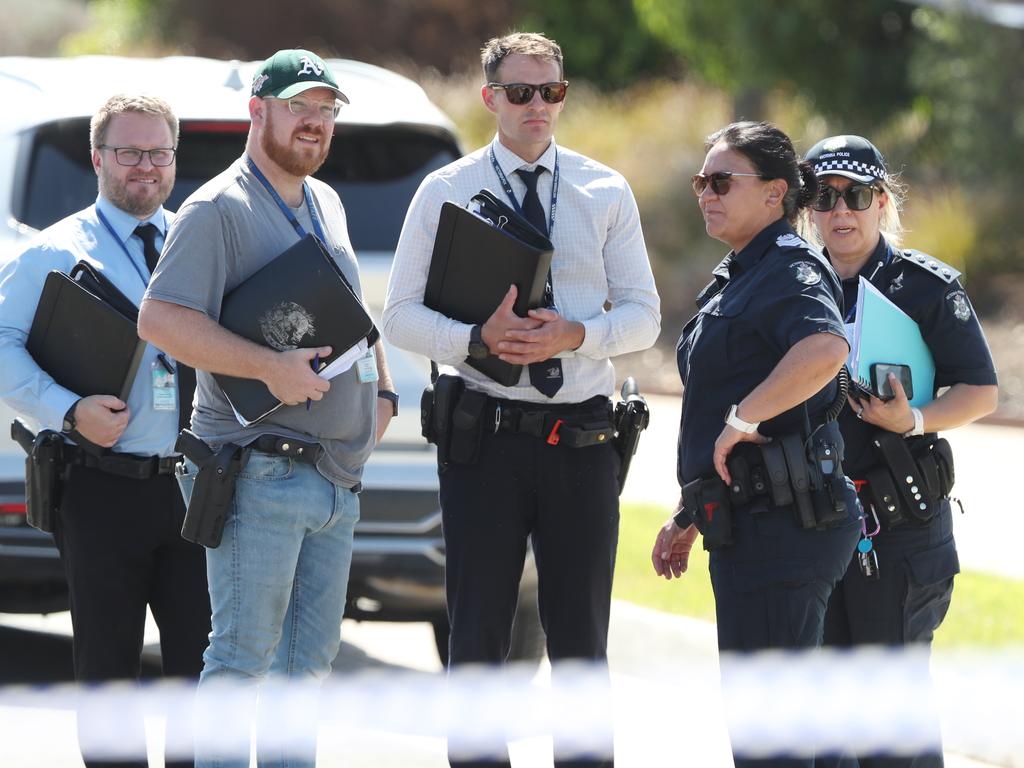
xmin=848 ymin=277 xmax=935 ymax=407
xmin=212 ymin=235 xmax=379 ymax=426
xmin=424 ymin=189 xmax=554 ymax=386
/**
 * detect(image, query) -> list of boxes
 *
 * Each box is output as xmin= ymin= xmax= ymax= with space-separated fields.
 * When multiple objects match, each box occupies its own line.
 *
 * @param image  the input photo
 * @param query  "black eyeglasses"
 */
xmin=813 ymin=184 xmax=880 ymax=212
xmin=487 ymin=81 xmax=569 ymax=105
xmin=98 ymin=146 xmax=177 ymax=167
xmin=691 ymin=171 xmax=765 ymax=197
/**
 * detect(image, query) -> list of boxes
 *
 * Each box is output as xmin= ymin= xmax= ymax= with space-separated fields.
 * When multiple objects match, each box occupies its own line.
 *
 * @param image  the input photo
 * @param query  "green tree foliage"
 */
xmin=633 ymin=0 xmax=915 ymax=129
xmin=520 ymin=0 xmax=676 ymax=88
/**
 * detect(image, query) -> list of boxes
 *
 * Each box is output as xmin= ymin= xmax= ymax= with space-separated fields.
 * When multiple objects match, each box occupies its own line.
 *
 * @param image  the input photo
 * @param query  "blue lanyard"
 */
xmin=95 ymin=207 xmax=160 ymax=290
xmin=488 ymin=142 xmax=560 ymax=237
xmin=246 ymin=157 xmax=326 ymax=242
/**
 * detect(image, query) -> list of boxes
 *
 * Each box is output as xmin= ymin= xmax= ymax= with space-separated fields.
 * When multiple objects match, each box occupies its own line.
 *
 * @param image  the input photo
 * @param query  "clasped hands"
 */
xmin=481 ymin=285 xmax=584 ymax=364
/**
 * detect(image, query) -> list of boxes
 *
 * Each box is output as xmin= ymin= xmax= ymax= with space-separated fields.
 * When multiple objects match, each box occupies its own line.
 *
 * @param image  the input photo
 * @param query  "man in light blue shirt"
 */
xmin=0 ymin=94 xmax=209 ymax=768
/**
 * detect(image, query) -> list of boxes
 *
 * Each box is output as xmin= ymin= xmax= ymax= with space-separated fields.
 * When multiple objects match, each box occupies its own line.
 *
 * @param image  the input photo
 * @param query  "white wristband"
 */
xmin=725 ymin=404 xmax=759 ymax=434
xmin=903 ymin=407 xmax=925 ymax=438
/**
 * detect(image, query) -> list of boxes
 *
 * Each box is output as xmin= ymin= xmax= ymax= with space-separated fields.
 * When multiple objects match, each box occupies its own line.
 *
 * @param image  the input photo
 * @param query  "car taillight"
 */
xmin=0 ymin=503 xmax=28 ymax=526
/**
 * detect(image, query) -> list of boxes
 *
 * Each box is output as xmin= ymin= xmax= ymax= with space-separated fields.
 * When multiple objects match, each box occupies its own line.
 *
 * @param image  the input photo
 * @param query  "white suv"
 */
xmin=0 ymin=55 xmax=543 ymax=663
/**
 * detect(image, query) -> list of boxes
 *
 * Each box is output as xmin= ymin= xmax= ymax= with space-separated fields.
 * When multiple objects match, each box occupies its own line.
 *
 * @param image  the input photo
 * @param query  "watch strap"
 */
xmin=725 ymin=404 xmax=759 ymax=434
xmin=902 ymin=407 xmax=924 ymax=438
xmin=377 ymin=390 xmax=399 ymax=417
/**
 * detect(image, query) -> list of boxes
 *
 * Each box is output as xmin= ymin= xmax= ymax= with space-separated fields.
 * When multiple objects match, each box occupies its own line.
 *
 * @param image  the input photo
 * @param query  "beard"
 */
xmin=261 ymin=109 xmax=331 ymax=178
xmin=99 ymin=167 xmax=174 ymax=218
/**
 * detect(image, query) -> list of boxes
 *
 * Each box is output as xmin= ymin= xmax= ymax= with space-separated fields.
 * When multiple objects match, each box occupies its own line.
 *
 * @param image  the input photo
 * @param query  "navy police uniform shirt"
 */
xmin=677 ymin=219 xmax=848 ymax=486
xmin=837 ymin=237 xmax=998 ymax=476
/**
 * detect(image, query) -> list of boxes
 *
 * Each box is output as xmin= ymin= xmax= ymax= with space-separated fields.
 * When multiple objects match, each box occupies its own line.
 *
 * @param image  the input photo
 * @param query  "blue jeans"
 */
xmin=177 ymin=451 xmax=359 ymax=768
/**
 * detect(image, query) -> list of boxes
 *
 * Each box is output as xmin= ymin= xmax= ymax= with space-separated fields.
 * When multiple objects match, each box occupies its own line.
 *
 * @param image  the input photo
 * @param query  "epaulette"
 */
xmin=898 ymin=249 xmax=960 ymax=284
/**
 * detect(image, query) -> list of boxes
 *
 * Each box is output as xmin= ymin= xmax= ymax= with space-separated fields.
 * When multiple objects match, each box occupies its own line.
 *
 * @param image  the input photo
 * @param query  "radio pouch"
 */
xmin=911 ymin=437 xmax=955 ymax=500
xmin=448 ymin=389 xmax=488 ymax=466
xmin=683 ymin=476 xmax=734 ymax=551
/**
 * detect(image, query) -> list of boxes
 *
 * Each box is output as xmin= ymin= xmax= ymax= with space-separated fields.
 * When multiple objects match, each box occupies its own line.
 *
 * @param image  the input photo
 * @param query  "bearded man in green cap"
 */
xmin=139 ymin=48 xmax=395 ymax=768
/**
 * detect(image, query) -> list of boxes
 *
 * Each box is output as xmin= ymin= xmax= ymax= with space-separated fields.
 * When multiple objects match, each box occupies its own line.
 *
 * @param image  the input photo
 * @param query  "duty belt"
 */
xmin=65 ymin=445 xmax=181 ymax=480
xmin=492 ymin=395 xmax=614 ymax=448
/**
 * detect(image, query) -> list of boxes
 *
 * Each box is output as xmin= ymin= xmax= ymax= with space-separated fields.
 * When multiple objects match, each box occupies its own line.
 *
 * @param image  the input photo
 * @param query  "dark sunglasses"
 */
xmin=691 ymin=171 xmax=765 ymax=196
xmin=813 ymin=183 xmax=880 ymax=212
xmin=488 ymin=81 xmax=569 ymax=105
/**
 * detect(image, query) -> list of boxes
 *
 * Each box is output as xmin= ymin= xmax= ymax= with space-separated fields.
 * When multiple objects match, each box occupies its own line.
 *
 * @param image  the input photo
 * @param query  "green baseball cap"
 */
xmin=251 ymin=49 xmax=349 ymax=104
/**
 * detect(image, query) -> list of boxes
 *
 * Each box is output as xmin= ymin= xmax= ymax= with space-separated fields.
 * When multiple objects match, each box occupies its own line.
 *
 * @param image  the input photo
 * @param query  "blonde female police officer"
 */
xmin=806 ymin=135 xmax=998 ymax=768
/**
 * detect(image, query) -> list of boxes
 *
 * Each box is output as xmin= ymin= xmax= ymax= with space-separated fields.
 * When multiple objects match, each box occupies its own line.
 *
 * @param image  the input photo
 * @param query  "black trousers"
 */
xmin=710 ymin=493 xmax=860 ymax=768
xmin=440 ymin=408 xmax=620 ymax=768
xmin=817 ymin=501 xmax=958 ymax=768
xmin=55 ymin=464 xmax=211 ymax=768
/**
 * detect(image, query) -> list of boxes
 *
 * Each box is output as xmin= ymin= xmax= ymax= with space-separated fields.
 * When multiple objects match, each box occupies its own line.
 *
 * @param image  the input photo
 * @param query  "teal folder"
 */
xmin=848 ymin=277 xmax=935 ymax=406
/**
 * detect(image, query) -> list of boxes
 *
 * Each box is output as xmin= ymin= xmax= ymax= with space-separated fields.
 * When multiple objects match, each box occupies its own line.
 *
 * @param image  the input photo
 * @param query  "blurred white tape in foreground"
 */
xmin=0 ymin=649 xmax=1021 ymax=766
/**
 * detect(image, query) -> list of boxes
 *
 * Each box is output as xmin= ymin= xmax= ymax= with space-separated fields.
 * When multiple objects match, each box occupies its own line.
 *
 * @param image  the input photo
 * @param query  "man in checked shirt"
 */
xmin=383 ymin=31 xmax=660 ymax=768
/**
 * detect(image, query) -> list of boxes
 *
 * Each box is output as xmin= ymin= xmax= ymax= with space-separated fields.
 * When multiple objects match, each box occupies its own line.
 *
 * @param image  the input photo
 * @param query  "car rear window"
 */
xmin=16 ymin=119 xmax=459 ymax=252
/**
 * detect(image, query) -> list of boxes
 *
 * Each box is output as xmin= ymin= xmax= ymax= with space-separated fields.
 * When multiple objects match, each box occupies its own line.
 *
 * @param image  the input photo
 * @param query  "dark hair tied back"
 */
xmin=795 ymin=161 xmax=819 ymax=211
xmin=705 ymin=121 xmax=813 ymax=223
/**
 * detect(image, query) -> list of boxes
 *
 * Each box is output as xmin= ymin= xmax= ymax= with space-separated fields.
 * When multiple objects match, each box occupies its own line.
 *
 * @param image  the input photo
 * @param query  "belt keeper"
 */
xmin=546 ymin=418 xmax=564 ymax=446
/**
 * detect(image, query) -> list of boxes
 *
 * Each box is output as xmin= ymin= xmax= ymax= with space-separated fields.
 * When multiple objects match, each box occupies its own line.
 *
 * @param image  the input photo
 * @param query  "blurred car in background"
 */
xmin=0 ymin=55 xmax=543 ymax=664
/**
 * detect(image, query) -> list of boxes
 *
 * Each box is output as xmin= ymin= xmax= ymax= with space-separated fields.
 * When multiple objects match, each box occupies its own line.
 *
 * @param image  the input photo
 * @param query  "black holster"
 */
xmin=680 ymin=476 xmax=734 ymax=551
xmin=612 ymin=379 xmax=650 ymax=495
xmin=420 ymin=373 xmax=466 ymax=470
xmin=12 ymin=419 xmax=64 ymax=534
xmin=175 ymin=429 xmax=250 ymax=548
xmin=864 ymin=433 xmax=954 ymax=528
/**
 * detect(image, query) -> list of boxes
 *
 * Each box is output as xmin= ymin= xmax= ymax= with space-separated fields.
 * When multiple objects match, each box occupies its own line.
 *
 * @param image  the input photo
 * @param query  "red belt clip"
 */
xmin=853 ymin=479 xmax=868 ymax=493
xmin=546 ymin=419 xmax=564 ymax=446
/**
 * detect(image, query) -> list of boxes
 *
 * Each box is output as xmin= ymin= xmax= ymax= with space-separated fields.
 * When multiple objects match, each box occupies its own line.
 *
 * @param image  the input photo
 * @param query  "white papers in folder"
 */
xmin=229 ymin=338 xmax=370 ymax=427
xmin=847 ymin=277 xmax=935 ymax=407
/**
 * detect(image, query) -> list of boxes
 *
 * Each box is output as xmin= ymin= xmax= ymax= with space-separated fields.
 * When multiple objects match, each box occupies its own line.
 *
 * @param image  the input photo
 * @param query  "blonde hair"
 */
xmin=800 ymin=172 xmax=908 ymax=249
xmin=480 ymin=32 xmax=563 ymax=82
xmin=89 ymin=94 xmax=179 ymax=151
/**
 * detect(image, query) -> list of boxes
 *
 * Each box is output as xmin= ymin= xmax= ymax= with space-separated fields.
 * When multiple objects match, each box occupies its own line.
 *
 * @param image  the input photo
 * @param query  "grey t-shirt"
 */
xmin=145 ymin=155 xmax=375 ymax=487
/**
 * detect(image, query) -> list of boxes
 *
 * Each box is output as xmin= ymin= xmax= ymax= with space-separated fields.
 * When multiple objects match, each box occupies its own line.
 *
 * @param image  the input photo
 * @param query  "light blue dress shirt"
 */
xmin=0 ymin=195 xmax=182 ymax=457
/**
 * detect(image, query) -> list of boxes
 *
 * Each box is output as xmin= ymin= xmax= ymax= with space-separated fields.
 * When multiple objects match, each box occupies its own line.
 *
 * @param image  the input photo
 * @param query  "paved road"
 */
xmin=623 ymin=395 xmax=1024 ymax=579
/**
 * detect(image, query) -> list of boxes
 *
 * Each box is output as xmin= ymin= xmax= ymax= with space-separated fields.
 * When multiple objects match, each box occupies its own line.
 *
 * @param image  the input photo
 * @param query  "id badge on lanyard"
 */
xmin=152 ymin=355 xmax=177 ymax=411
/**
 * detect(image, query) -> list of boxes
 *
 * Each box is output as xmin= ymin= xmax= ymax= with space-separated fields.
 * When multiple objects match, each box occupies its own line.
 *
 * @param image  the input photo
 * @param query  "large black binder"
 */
xmin=424 ymin=190 xmax=553 ymax=386
xmin=27 ymin=262 xmax=146 ymax=402
xmin=213 ymin=234 xmax=380 ymax=425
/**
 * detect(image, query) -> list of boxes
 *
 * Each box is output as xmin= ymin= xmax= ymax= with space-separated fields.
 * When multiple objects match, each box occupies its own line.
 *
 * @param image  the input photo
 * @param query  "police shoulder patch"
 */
xmin=776 ymin=233 xmax=809 ymax=250
xmin=900 ymin=249 xmax=960 ymax=284
xmin=945 ymin=289 xmax=972 ymax=323
xmin=789 ymin=260 xmax=821 ymax=286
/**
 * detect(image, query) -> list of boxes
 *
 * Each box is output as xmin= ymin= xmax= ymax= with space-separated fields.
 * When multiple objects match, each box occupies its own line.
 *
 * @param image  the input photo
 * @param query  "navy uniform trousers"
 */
xmin=440 ymin=399 xmax=619 ymax=768
xmin=816 ymin=501 xmax=958 ymax=768
xmin=55 ymin=463 xmax=211 ymax=768
xmin=710 ymin=494 xmax=861 ymax=768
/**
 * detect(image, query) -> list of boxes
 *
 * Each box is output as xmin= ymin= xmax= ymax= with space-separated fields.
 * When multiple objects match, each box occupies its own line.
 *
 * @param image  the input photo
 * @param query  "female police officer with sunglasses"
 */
xmin=805 ymin=135 xmax=998 ymax=768
xmin=652 ymin=122 xmax=861 ymax=768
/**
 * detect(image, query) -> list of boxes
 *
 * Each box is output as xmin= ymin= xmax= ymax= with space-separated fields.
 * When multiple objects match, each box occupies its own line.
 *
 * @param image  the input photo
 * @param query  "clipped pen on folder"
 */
xmin=306 ymin=353 xmax=319 ymax=411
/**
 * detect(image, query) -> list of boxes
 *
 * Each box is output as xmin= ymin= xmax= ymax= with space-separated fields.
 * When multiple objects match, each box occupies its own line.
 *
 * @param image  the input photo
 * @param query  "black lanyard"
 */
xmin=246 ymin=157 xmax=326 ymax=242
xmin=844 ymin=245 xmax=893 ymax=324
xmin=95 ymin=207 xmax=162 ymax=290
xmin=488 ymin=142 xmax=560 ymax=237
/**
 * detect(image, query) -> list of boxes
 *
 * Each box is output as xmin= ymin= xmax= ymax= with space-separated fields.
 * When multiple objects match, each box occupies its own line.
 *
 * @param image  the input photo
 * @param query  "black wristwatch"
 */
xmin=468 ymin=324 xmax=490 ymax=361
xmin=61 ymin=399 xmax=80 ymax=434
xmin=377 ymin=390 xmax=399 ymax=417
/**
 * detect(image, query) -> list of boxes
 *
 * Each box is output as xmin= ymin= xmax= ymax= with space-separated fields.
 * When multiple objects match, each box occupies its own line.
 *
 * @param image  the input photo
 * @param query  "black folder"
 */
xmin=27 ymin=262 xmax=146 ymax=402
xmin=424 ymin=190 xmax=554 ymax=386
xmin=213 ymin=234 xmax=380 ymax=425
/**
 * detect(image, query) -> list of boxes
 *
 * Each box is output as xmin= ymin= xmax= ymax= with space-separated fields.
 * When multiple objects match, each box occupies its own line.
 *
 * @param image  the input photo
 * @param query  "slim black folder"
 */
xmin=213 ymin=234 xmax=380 ymax=425
xmin=424 ymin=190 xmax=553 ymax=386
xmin=27 ymin=262 xmax=146 ymax=402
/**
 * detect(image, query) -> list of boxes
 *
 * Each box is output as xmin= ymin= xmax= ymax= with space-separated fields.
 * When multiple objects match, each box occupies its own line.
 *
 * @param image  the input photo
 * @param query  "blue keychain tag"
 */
xmin=857 ymin=538 xmax=873 ymax=554
xmin=355 ymin=348 xmax=378 ymax=384
xmin=152 ymin=359 xmax=177 ymax=411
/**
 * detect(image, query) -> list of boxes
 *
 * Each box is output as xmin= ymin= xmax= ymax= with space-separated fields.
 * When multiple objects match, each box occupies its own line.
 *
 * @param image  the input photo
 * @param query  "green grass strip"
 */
xmin=614 ymin=502 xmax=1024 ymax=647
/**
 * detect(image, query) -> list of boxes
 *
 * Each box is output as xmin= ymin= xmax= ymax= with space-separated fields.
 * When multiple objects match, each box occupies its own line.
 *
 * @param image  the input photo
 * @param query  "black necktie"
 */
xmin=133 ymin=223 xmax=195 ymax=429
xmin=134 ymin=223 xmax=161 ymax=274
xmin=515 ymin=167 xmax=563 ymax=398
